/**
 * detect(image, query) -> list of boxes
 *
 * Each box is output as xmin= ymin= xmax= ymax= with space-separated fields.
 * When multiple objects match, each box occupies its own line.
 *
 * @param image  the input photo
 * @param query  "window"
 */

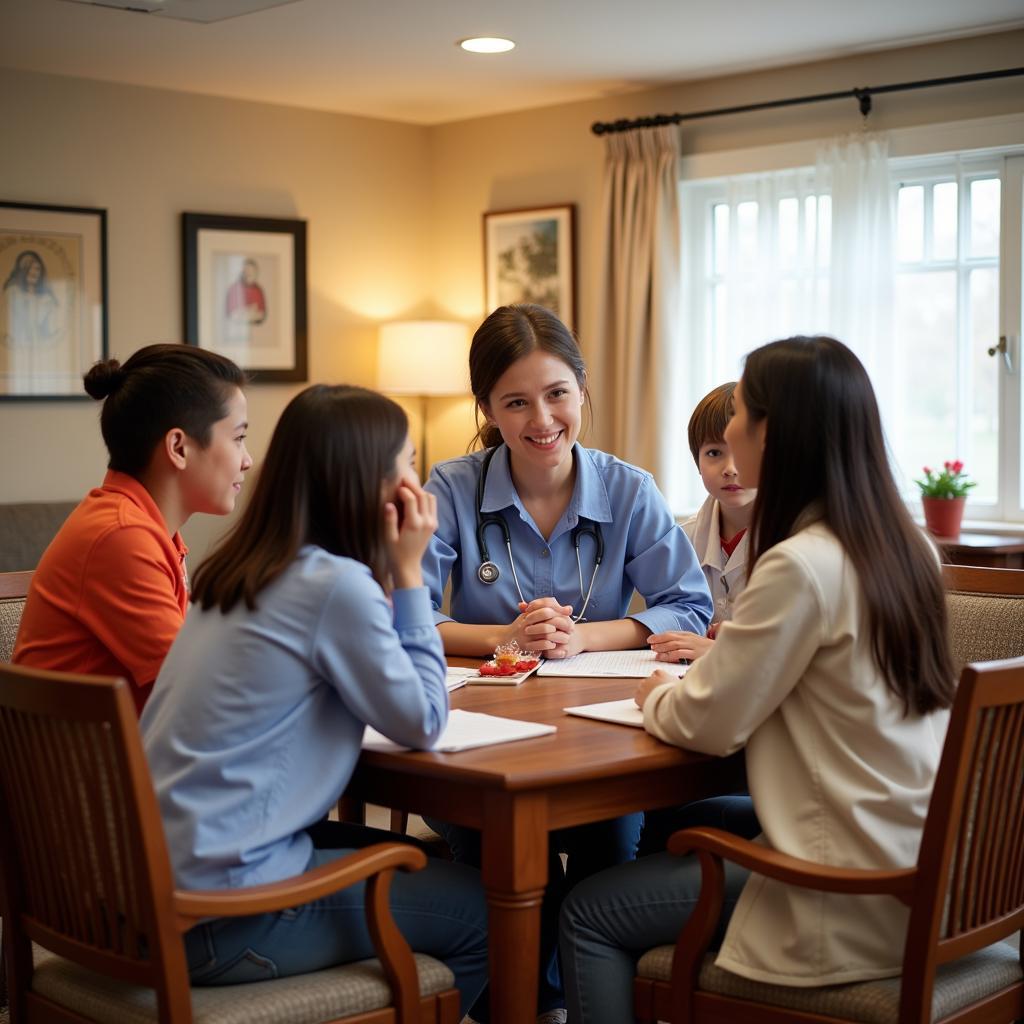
xmin=677 ymin=147 xmax=1024 ymax=522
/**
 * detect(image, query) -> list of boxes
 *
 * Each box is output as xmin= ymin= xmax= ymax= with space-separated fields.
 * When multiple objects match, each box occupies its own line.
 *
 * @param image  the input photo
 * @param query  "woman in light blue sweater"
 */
xmin=141 ymin=384 xmax=488 ymax=1014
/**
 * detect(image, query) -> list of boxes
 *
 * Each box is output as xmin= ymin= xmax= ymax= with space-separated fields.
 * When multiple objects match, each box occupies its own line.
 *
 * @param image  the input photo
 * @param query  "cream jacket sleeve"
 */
xmin=643 ymin=539 xmax=825 ymax=756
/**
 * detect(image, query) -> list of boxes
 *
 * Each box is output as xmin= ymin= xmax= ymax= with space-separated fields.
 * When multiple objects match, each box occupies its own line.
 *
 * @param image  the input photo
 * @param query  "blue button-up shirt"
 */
xmin=423 ymin=444 xmax=712 ymax=636
xmin=142 ymin=546 xmax=447 ymax=891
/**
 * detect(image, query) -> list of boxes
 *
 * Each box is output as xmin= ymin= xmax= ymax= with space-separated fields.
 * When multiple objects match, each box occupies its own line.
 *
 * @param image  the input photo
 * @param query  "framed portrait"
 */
xmin=483 ymin=204 xmax=576 ymax=328
xmin=0 ymin=201 xmax=107 ymax=401
xmin=183 ymin=213 xmax=307 ymax=383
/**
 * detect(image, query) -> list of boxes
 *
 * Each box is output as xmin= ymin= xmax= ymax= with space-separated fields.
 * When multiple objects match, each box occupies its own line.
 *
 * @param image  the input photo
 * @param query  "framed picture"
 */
xmin=183 ymin=212 xmax=307 ymax=383
xmin=0 ymin=201 xmax=107 ymax=400
xmin=483 ymin=204 xmax=576 ymax=328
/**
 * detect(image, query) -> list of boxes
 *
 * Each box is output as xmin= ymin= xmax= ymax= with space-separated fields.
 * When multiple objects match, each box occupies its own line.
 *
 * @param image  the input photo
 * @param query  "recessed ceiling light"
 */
xmin=459 ymin=37 xmax=516 ymax=54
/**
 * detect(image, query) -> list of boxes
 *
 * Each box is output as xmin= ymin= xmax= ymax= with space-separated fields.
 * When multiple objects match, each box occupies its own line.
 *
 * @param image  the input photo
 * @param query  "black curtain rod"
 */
xmin=590 ymin=66 xmax=1024 ymax=136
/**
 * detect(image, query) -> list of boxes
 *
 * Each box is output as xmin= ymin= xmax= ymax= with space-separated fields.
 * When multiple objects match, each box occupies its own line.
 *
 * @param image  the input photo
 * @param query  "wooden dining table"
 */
xmin=342 ymin=666 xmax=745 ymax=1024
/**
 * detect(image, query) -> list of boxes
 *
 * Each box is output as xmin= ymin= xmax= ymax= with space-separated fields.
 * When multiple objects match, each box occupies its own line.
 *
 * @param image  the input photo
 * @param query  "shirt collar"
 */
xmin=696 ymin=498 xmax=726 ymax=570
xmin=568 ymin=444 xmax=614 ymax=525
xmin=101 ymin=469 xmax=188 ymax=557
xmin=479 ymin=443 xmax=613 ymax=525
xmin=479 ymin=445 xmax=520 ymax=514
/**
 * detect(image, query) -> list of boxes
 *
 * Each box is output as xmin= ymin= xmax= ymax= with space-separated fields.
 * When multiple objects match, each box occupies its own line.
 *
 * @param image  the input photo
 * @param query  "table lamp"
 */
xmin=377 ymin=320 xmax=470 ymax=477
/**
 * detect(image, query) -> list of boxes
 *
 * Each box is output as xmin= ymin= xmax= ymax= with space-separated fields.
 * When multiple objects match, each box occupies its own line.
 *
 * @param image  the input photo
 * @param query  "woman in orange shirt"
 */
xmin=14 ymin=343 xmax=253 ymax=711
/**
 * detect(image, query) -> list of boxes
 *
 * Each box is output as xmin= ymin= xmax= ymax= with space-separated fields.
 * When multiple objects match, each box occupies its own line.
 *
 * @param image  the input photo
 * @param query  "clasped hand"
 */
xmin=508 ymin=597 xmax=581 ymax=659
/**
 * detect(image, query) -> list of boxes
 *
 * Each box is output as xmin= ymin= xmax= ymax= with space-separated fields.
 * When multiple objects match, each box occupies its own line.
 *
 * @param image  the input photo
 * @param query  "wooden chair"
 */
xmin=0 ymin=569 xmax=32 ymax=663
xmin=633 ymin=655 xmax=1024 ymax=1023
xmin=0 ymin=662 xmax=461 ymax=1024
xmin=942 ymin=565 xmax=1024 ymax=669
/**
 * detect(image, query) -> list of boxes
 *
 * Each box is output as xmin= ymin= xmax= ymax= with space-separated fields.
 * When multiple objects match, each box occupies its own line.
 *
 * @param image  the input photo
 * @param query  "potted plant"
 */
xmin=916 ymin=460 xmax=975 ymax=538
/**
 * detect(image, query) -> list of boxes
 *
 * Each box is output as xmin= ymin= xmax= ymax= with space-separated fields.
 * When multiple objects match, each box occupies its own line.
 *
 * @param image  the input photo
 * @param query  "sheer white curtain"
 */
xmin=816 ymin=133 xmax=896 ymax=416
xmin=595 ymin=124 xmax=682 ymax=480
xmin=672 ymin=132 xmax=895 ymax=511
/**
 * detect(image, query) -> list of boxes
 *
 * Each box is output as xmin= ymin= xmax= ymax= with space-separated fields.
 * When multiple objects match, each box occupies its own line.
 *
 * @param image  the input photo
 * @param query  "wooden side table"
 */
xmin=937 ymin=532 xmax=1024 ymax=569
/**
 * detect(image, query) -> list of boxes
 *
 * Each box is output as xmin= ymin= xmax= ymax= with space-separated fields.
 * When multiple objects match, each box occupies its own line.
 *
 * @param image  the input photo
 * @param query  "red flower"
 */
xmin=922 ymin=466 xmax=932 ymax=475
xmin=952 ymin=460 xmax=964 ymax=473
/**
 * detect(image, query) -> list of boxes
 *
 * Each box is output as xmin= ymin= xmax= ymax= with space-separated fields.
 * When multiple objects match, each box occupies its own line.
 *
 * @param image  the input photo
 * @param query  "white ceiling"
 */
xmin=2 ymin=0 xmax=1023 ymax=126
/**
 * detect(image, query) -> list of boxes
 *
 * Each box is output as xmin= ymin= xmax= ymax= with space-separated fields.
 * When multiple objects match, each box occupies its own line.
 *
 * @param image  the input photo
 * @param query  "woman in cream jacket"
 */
xmin=560 ymin=336 xmax=956 ymax=1023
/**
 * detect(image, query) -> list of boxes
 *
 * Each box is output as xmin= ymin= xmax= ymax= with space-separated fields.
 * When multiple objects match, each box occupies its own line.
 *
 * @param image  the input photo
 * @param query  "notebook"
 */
xmin=537 ymin=649 xmax=688 ymax=678
xmin=564 ymin=697 xmax=645 ymax=728
xmin=362 ymin=709 xmax=557 ymax=753
xmin=445 ymin=666 xmax=477 ymax=692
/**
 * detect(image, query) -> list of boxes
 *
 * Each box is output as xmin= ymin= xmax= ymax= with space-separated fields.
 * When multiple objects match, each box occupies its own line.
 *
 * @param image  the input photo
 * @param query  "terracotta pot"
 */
xmin=922 ymin=496 xmax=966 ymax=538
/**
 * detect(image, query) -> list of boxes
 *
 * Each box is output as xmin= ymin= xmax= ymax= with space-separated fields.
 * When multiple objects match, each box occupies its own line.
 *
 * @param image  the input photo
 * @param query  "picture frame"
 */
xmin=0 ymin=201 xmax=107 ymax=401
xmin=483 ymin=204 xmax=576 ymax=328
xmin=183 ymin=212 xmax=307 ymax=383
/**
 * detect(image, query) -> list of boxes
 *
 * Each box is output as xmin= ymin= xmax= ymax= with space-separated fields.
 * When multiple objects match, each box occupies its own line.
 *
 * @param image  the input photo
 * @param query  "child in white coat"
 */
xmin=648 ymin=382 xmax=756 ymax=663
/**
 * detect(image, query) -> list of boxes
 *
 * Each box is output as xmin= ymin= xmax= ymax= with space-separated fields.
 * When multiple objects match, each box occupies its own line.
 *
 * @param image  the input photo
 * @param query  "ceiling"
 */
xmin=2 ymin=0 xmax=1023 ymax=126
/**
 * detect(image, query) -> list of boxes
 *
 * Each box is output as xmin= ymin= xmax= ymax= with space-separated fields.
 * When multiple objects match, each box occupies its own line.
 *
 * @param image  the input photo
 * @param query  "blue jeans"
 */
xmin=184 ymin=822 xmax=489 ymax=1017
xmin=425 ymin=813 xmax=644 ymax=1021
xmin=559 ymin=851 xmax=749 ymax=1023
xmin=637 ymin=795 xmax=761 ymax=856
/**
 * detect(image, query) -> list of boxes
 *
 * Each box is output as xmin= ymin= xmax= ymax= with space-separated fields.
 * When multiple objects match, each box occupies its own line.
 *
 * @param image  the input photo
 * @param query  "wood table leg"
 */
xmin=481 ymin=793 xmax=549 ymax=1024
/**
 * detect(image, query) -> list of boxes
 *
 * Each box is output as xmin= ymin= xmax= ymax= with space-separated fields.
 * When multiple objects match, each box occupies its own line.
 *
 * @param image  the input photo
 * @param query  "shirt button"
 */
xmin=540 ymin=549 xmax=550 ymax=558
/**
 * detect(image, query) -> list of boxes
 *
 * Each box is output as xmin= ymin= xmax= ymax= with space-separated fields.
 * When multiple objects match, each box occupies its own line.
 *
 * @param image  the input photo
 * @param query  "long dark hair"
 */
xmin=742 ymin=335 xmax=955 ymax=715
xmin=83 ymin=344 xmax=245 ymax=477
xmin=468 ymin=303 xmax=590 ymax=449
xmin=191 ymin=384 xmax=408 ymax=613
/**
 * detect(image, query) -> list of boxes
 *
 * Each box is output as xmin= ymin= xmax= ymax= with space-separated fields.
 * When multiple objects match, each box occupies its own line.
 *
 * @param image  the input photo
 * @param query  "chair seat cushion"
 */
xmin=636 ymin=940 xmax=1022 ymax=1023
xmin=31 ymin=946 xmax=454 ymax=1024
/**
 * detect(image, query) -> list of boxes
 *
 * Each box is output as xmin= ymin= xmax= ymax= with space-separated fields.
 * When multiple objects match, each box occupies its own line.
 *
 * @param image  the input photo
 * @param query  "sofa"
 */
xmin=0 ymin=501 xmax=79 ymax=572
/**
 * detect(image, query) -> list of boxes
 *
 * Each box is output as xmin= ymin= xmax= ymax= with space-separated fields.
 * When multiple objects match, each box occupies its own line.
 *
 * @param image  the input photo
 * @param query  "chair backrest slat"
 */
xmin=1010 ymin=718 xmax=1024 ymax=909
xmin=963 ymin=707 xmax=998 ymax=931
xmin=981 ymin=702 xmax=1024 ymax=922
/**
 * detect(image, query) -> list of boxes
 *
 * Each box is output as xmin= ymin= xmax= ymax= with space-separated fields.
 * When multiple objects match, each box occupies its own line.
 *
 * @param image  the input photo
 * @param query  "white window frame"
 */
xmin=676 ymin=113 xmax=1024 ymax=527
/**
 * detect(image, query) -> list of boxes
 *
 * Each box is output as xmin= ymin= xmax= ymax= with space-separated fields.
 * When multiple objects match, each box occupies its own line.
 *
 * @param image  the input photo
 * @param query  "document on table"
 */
xmin=564 ymin=698 xmax=645 ymax=728
xmin=445 ymin=666 xmax=477 ymax=692
xmin=536 ymin=649 xmax=689 ymax=678
xmin=362 ymin=709 xmax=557 ymax=753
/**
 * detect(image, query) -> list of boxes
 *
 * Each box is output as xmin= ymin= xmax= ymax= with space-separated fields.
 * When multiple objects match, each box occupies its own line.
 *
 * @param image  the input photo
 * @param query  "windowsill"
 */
xmin=676 ymin=512 xmax=1024 ymax=538
xmin=912 ymin=518 xmax=1024 ymax=539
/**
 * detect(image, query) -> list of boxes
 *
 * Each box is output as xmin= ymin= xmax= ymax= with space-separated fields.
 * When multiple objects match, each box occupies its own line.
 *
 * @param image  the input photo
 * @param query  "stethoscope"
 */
xmin=474 ymin=446 xmax=604 ymax=623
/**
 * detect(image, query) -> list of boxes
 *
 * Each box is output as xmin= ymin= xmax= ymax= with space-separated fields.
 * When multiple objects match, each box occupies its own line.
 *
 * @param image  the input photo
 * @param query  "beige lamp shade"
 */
xmin=377 ymin=320 xmax=470 ymax=395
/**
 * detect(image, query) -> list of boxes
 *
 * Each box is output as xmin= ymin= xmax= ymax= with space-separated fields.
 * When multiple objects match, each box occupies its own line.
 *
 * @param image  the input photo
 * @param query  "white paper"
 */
xmin=564 ymin=698 xmax=645 ymax=728
xmin=537 ymin=649 xmax=689 ymax=678
xmin=445 ymin=666 xmax=476 ymax=692
xmin=362 ymin=709 xmax=557 ymax=753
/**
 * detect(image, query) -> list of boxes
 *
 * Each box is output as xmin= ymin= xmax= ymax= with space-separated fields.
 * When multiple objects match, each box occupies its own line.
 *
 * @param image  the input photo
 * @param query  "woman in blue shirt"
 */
xmin=141 ymin=384 xmax=488 ymax=1015
xmin=422 ymin=303 xmax=711 ymax=1023
xmin=423 ymin=304 xmax=711 ymax=657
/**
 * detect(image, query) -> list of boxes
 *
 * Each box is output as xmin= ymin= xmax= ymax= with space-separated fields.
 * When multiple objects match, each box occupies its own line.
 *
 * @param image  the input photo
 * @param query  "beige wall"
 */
xmin=2 ymin=29 xmax=1024 ymax=558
